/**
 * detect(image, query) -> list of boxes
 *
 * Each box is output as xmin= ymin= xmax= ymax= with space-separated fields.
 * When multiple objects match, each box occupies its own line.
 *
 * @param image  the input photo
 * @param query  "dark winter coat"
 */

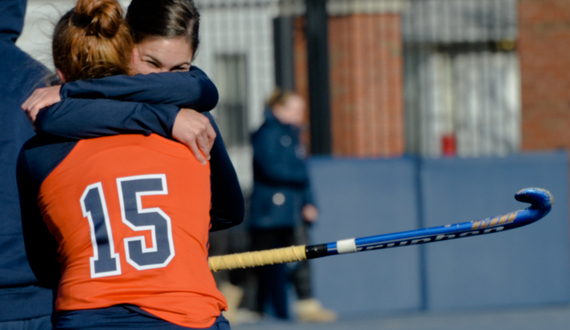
xmin=249 ymin=110 xmax=314 ymax=229
xmin=0 ymin=0 xmax=54 ymax=321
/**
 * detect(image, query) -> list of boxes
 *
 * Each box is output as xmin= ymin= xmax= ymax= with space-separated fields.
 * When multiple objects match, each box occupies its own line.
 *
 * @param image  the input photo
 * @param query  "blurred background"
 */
xmin=17 ymin=0 xmax=570 ymax=328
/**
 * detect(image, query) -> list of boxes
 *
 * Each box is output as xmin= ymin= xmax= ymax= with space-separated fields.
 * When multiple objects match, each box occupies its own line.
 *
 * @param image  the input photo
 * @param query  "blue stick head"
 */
xmin=514 ymin=188 xmax=553 ymax=212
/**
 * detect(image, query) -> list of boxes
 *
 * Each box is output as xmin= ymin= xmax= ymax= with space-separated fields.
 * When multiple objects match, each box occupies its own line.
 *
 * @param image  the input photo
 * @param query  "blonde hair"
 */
xmin=266 ymin=88 xmax=298 ymax=109
xmin=52 ymin=0 xmax=133 ymax=82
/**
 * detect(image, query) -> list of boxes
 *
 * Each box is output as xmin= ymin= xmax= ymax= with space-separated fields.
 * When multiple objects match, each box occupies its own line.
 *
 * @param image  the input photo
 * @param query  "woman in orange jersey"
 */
xmin=17 ymin=0 xmax=232 ymax=329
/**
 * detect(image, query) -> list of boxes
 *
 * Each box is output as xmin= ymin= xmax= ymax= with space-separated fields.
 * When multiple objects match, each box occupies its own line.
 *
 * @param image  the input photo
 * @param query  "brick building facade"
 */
xmin=293 ymin=0 xmax=569 ymax=158
xmin=294 ymin=6 xmax=405 ymax=158
xmin=519 ymin=0 xmax=570 ymax=152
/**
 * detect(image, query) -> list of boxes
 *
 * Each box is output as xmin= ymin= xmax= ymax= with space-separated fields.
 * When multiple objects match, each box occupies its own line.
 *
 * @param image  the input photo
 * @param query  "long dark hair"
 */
xmin=126 ymin=0 xmax=200 ymax=57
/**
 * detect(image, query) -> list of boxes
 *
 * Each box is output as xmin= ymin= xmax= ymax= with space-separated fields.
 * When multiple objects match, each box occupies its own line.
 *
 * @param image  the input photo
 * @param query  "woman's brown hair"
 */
xmin=52 ymin=0 xmax=133 ymax=82
xmin=266 ymin=88 xmax=297 ymax=109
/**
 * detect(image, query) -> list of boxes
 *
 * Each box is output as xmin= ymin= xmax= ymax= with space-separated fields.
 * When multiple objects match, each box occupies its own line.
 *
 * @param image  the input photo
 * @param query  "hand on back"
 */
xmin=21 ymin=85 xmax=62 ymax=124
xmin=172 ymin=109 xmax=216 ymax=165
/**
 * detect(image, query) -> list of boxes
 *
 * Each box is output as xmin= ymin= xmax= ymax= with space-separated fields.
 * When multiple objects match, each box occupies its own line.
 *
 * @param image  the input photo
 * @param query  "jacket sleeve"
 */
xmin=59 ymin=66 xmax=219 ymax=112
xmin=35 ymin=98 xmax=179 ymax=139
xmin=205 ymin=112 xmax=245 ymax=231
xmin=252 ymin=127 xmax=309 ymax=187
xmin=16 ymin=150 xmax=60 ymax=288
xmin=302 ymin=182 xmax=315 ymax=207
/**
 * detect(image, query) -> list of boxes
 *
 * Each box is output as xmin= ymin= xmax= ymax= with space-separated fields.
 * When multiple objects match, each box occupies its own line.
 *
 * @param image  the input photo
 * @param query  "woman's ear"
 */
xmin=56 ymin=69 xmax=66 ymax=83
xmin=131 ymin=47 xmax=141 ymax=73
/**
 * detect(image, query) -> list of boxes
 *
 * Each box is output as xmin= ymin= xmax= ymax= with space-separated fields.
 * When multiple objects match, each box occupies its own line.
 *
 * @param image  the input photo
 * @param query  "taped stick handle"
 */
xmin=209 ymin=245 xmax=307 ymax=272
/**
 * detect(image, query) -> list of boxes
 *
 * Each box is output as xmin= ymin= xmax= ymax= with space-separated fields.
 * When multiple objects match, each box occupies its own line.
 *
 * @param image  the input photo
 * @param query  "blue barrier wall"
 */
xmin=420 ymin=153 xmax=570 ymax=310
xmin=307 ymin=158 xmax=422 ymax=315
xmin=307 ymin=152 xmax=570 ymax=317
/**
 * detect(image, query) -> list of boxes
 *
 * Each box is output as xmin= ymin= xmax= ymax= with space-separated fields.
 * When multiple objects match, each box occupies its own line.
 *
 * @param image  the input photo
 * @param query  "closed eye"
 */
xmin=147 ymin=60 xmax=160 ymax=68
xmin=170 ymin=65 xmax=190 ymax=72
xmin=142 ymin=55 xmax=163 ymax=69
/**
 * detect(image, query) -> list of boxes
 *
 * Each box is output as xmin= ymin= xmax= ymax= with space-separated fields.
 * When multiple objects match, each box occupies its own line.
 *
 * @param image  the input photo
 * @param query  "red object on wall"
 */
xmin=442 ymin=134 xmax=456 ymax=157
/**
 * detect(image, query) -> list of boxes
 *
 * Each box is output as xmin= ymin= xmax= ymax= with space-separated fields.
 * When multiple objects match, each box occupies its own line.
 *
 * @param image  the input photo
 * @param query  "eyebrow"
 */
xmin=144 ymin=54 xmax=190 ymax=68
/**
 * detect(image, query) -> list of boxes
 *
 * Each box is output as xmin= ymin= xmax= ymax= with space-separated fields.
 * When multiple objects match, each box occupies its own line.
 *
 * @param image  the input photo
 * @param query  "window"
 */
xmin=213 ymin=54 xmax=249 ymax=148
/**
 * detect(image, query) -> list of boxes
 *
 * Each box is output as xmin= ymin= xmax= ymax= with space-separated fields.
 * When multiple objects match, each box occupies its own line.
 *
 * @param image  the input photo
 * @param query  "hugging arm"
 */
xmin=60 ymin=66 xmax=219 ymax=111
xmin=33 ymin=67 xmax=219 ymax=162
xmin=35 ymin=98 xmax=214 ymax=164
xmin=205 ymin=112 xmax=245 ymax=231
xmin=35 ymin=98 xmax=178 ymax=139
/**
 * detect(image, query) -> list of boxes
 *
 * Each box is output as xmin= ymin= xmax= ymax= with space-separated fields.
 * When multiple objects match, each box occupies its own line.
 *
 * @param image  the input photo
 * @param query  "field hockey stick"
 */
xmin=209 ymin=187 xmax=552 ymax=272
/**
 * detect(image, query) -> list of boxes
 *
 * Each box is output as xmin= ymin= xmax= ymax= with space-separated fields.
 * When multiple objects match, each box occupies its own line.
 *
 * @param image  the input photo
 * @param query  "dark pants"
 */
xmin=249 ymin=224 xmax=313 ymax=319
xmin=291 ymin=224 xmax=312 ymax=301
xmin=53 ymin=305 xmax=230 ymax=330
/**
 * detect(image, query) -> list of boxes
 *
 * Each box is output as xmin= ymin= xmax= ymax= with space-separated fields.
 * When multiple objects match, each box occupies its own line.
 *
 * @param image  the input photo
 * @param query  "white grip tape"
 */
xmin=336 ymin=238 xmax=357 ymax=254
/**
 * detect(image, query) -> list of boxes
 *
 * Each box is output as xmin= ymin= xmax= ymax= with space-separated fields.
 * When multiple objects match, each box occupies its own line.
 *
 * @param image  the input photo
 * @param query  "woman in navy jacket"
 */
xmin=249 ymin=93 xmax=315 ymax=230
xmin=248 ymin=90 xmax=338 ymax=321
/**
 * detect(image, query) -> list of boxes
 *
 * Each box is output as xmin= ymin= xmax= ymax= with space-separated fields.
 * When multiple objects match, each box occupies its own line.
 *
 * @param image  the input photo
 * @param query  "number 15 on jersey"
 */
xmin=80 ymin=174 xmax=175 ymax=278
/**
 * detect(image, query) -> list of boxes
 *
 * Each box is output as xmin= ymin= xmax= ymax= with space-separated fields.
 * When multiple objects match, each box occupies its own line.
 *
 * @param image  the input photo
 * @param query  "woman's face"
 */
xmin=274 ymin=95 xmax=306 ymax=126
xmin=131 ymin=37 xmax=194 ymax=74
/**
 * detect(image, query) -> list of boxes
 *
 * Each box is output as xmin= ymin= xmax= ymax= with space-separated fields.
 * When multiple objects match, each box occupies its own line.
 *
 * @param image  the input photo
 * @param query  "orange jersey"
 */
xmin=36 ymin=134 xmax=226 ymax=328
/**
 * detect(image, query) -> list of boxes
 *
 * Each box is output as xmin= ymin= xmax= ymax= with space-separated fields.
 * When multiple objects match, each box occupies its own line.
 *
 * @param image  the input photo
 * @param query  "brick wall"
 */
xmin=294 ymin=12 xmax=405 ymax=157
xmin=519 ymin=0 xmax=570 ymax=151
xmin=291 ymin=0 xmax=570 ymax=157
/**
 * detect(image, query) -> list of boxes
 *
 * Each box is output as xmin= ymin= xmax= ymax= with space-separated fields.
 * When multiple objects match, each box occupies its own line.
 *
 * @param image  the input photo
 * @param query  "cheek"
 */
xmin=291 ymin=110 xmax=305 ymax=125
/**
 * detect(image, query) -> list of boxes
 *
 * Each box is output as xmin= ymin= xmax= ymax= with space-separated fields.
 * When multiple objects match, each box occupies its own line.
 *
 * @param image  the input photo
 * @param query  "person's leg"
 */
xmin=291 ymin=223 xmax=312 ymax=300
xmin=209 ymin=230 xmax=230 ymax=285
xmin=210 ymin=229 xmax=245 ymax=324
xmin=249 ymin=228 xmax=293 ymax=319
xmin=265 ymin=263 xmax=289 ymax=319
xmin=249 ymin=229 xmax=274 ymax=315
xmin=290 ymin=223 xmax=338 ymax=323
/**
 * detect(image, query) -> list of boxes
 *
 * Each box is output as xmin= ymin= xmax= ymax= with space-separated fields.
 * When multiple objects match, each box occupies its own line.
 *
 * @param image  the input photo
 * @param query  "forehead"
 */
xmin=286 ymin=95 xmax=305 ymax=106
xmin=137 ymin=37 xmax=194 ymax=63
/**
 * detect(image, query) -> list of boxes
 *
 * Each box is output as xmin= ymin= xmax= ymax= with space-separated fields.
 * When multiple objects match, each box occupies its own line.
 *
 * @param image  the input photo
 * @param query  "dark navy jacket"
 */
xmin=36 ymin=67 xmax=218 ymax=139
xmin=249 ymin=110 xmax=314 ymax=229
xmin=0 ymin=0 xmax=54 ymax=322
xmin=35 ymin=70 xmax=245 ymax=232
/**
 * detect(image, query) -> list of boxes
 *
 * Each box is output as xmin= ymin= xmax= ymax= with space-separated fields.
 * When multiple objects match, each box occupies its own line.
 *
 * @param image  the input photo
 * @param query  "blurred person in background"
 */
xmin=247 ymin=89 xmax=337 ymax=322
xmin=0 ymin=0 xmax=53 ymax=328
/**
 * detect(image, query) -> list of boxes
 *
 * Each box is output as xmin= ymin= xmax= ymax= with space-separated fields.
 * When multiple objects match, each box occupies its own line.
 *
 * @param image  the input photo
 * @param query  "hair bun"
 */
xmin=72 ymin=0 xmax=124 ymax=38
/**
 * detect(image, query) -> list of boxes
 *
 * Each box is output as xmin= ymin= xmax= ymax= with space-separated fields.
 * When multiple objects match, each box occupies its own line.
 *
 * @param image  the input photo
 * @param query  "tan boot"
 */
xmin=218 ymin=282 xmax=243 ymax=325
xmin=231 ymin=308 xmax=262 ymax=324
xmin=294 ymin=298 xmax=338 ymax=323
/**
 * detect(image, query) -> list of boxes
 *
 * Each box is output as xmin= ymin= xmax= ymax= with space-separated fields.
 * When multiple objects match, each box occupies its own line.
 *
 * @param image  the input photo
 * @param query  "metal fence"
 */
xmin=195 ymin=0 xmax=521 ymax=163
xmin=193 ymin=0 xmax=279 ymax=192
xmin=19 ymin=0 xmax=523 ymax=188
xmin=402 ymin=0 xmax=520 ymax=157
